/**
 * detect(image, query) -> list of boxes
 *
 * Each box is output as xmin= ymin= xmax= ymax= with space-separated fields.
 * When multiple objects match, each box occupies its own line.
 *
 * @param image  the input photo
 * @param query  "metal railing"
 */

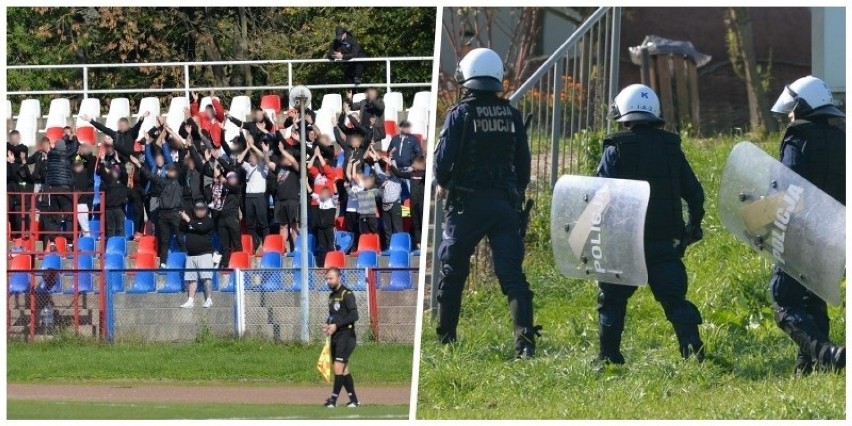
xmin=7 ymin=56 xmax=433 ymax=99
xmin=429 ymin=8 xmax=622 ymax=303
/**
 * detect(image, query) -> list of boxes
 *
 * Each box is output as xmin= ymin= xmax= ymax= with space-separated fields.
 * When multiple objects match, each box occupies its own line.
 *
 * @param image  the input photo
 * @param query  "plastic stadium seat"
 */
xmin=38 ymin=254 xmax=64 ymax=293
xmin=388 ymin=251 xmax=413 ymax=291
xmin=383 ymin=92 xmax=404 ymax=113
xmin=64 ymin=254 xmax=95 ymax=294
xmin=105 ymin=253 xmax=125 ymax=293
xmin=354 ymin=233 xmax=380 ymax=255
xmin=384 ymin=115 xmax=399 ymax=137
xmin=324 ymin=251 xmax=346 ymax=268
xmin=260 ymin=95 xmax=281 ymax=113
xmin=260 ymin=252 xmax=282 ymax=269
xmin=229 ymin=95 xmax=252 ymax=118
xmin=18 ymin=99 xmax=41 ymax=118
xmin=89 ymin=220 xmax=101 ymax=240
xmin=105 ymin=98 xmax=131 ymax=130
xmin=387 ymin=232 xmax=412 ymax=255
xmin=105 ymin=236 xmax=127 ymax=256
xmin=241 ymin=234 xmax=254 ymax=256
xmin=5 ymin=99 xmax=13 ymax=120
xmin=76 ymin=97 xmax=101 ymax=120
xmin=54 ymin=236 xmax=69 ymax=257
xmin=158 ymin=252 xmax=186 ymax=293
xmin=229 ymin=251 xmax=251 ymax=269
xmin=76 ymin=126 xmax=96 ymax=145
xmin=262 ymin=234 xmax=285 ymax=254
xmin=407 ymin=107 xmax=429 ymax=136
xmin=314 ymin=108 xmax=337 ymax=137
xmin=288 ymin=233 xmax=316 ymax=257
xmin=335 ymin=231 xmax=354 ymax=253
xmin=352 ymin=92 xmax=366 ymax=104
xmin=356 ymin=251 xmax=378 ymax=268
xmin=46 ymin=98 xmax=71 ymax=118
xmin=127 ymin=252 xmax=157 ymax=293
xmin=77 ymin=236 xmax=96 ymax=254
xmin=124 ymin=219 xmax=135 ymax=240
xmin=411 ymin=91 xmax=433 ymax=111
xmin=9 ymin=255 xmax=33 ymax=294
xmin=45 ymin=127 xmax=65 ymax=143
xmin=137 ymin=235 xmax=156 ymax=256
xmin=15 ymin=114 xmax=38 ymax=146
xmin=166 ymin=96 xmax=189 ymax=132
xmin=199 ymin=96 xmax=214 ymax=112
xmin=321 ymin=94 xmax=343 ymax=115
xmin=291 ymin=253 xmax=316 ymax=292
xmin=135 ymin=97 xmax=160 ymax=134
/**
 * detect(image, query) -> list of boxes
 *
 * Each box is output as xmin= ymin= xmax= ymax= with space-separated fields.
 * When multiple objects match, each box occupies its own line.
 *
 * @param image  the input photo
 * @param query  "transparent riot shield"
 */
xmin=551 ymin=175 xmax=650 ymax=286
xmin=718 ymin=141 xmax=846 ymax=305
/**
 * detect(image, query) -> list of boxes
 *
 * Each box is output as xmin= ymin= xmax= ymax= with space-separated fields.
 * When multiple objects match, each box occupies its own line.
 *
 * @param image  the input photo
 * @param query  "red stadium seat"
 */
xmin=10 ymin=254 xmax=32 ymax=271
xmin=54 ymin=236 xmax=68 ymax=256
xmin=137 ymin=236 xmax=156 ymax=256
xmin=324 ymin=251 xmax=346 ymax=268
xmin=76 ymin=127 xmax=96 ymax=145
xmin=353 ymin=233 xmax=380 ymax=255
xmin=241 ymin=234 xmax=254 ymax=255
xmin=262 ymin=234 xmax=285 ymax=254
xmin=45 ymin=127 xmax=64 ymax=143
xmin=229 ymin=251 xmax=251 ymax=269
xmin=136 ymin=252 xmax=157 ymax=269
xmin=260 ymin=95 xmax=282 ymax=113
xmin=384 ymin=121 xmax=398 ymax=137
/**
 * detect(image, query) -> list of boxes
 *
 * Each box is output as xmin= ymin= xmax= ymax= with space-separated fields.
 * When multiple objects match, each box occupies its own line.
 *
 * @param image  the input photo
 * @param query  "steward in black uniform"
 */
xmin=323 ymin=267 xmax=360 ymax=408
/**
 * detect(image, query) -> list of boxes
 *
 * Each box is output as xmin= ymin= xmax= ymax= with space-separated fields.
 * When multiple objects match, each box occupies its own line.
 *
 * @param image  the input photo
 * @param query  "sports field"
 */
xmin=7 ymin=336 xmax=412 ymax=419
xmin=417 ymin=135 xmax=846 ymax=419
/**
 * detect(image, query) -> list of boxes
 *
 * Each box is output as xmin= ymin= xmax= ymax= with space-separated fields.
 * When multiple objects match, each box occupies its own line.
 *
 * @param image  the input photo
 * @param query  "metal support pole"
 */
xmin=288 ymin=63 xmax=293 ymax=90
xmin=386 ymin=60 xmax=393 ymax=94
xmin=550 ymin=60 xmax=564 ymax=188
xmin=299 ymin=103 xmax=310 ymax=343
xmin=83 ymin=66 xmax=89 ymax=99
xmin=607 ymin=7 xmax=623 ymax=134
xmin=183 ymin=64 xmax=191 ymax=99
xmin=429 ymin=197 xmax=444 ymax=317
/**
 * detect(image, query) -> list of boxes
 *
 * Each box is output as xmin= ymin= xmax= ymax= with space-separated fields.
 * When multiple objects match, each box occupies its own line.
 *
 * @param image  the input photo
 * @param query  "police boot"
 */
xmin=514 ymin=326 xmax=541 ymax=359
xmin=510 ymin=290 xmax=539 ymax=359
xmin=436 ymin=277 xmax=462 ymax=344
xmin=597 ymin=322 xmax=625 ymax=365
xmin=794 ymin=348 xmax=815 ymax=376
xmin=674 ymin=324 xmax=705 ymax=362
xmin=777 ymin=310 xmax=845 ymax=372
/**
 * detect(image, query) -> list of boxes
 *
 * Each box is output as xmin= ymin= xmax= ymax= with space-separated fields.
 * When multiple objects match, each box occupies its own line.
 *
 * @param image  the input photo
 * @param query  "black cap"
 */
xmin=194 ymin=201 xmax=208 ymax=210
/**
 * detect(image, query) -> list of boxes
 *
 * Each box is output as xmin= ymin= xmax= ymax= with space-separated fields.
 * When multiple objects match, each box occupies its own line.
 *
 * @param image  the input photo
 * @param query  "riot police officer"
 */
xmin=595 ymin=84 xmax=706 ymax=364
xmin=434 ymin=48 xmax=539 ymax=358
xmin=768 ymin=76 xmax=845 ymax=374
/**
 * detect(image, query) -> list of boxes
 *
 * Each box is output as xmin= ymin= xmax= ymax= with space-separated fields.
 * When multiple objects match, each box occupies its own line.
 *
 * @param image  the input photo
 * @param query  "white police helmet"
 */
xmin=771 ymin=76 xmax=845 ymax=118
xmin=609 ymin=84 xmax=664 ymax=123
xmin=455 ymin=48 xmax=504 ymax=92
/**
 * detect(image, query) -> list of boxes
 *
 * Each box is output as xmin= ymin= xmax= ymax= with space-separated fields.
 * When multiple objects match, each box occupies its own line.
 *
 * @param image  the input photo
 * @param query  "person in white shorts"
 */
xmin=180 ymin=201 xmax=216 ymax=308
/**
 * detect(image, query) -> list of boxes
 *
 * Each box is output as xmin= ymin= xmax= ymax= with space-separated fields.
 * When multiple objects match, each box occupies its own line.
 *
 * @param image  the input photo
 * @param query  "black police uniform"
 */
xmin=328 ymin=285 xmax=359 ymax=363
xmin=771 ymin=113 xmax=845 ymax=373
xmin=433 ymin=91 xmax=537 ymax=355
xmin=595 ymin=124 xmax=706 ymax=362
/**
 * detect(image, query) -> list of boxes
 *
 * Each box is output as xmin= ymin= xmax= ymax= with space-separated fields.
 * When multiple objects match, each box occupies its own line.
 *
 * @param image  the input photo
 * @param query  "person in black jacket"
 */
xmin=130 ymin=155 xmax=186 ymax=265
xmin=210 ymin=166 xmax=243 ymax=269
xmin=322 ymin=267 xmax=360 ymax=408
xmin=97 ymin=160 xmax=130 ymax=238
xmin=179 ymin=202 xmax=216 ymax=309
xmin=71 ymin=152 xmax=96 ymax=237
xmin=83 ymin=112 xmax=147 ymax=161
xmin=391 ymin=155 xmax=426 ymax=250
xmin=327 ymin=27 xmax=365 ymax=85
xmin=41 ymin=134 xmax=81 ymax=249
xmin=270 ymin=146 xmax=301 ymax=252
xmin=350 ymin=88 xmax=385 ymax=146
xmin=8 ymin=131 xmax=35 ymax=239
xmin=226 ymin=108 xmax=275 ymax=143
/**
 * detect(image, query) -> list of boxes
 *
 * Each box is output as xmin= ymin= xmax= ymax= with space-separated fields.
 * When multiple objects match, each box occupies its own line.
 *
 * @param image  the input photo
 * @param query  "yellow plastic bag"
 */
xmin=316 ymin=337 xmax=332 ymax=382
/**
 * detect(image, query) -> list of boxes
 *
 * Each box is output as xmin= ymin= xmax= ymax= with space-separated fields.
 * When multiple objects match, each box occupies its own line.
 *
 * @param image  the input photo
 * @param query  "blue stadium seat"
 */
xmin=64 ymin=255 xmax=95 ymax=294
xmin=255 ymin=253 xmax=284 ymax=291
xmin=335 ymin=231 xmax=354 ymax=253
xmin=89 ymin=220 xmax=101 ymax=240
xmin=288 ymin=234 xmax=316 ymax=257
xmin=105 ymin=253 xmax=125 ymax=293
xmin=384 ymin=233 xmax=412 ymax=255
xmin=291 ymin=253 xmax=316 ymax=292
xmin=347 ymin=269 xmax=368 ymax=291
xmin=387 ymin=250 xmax=412 ymax=290
xmin=158 ymin=252 xmax=186 ymax=293
xmin=219 ymin=270 xmax=236 ymax=293
xmin=9 ymin=255 xmax=32 ymax=294
xmin=77 ymin=236 xmax=96 ymax=254
xmin=127 ymin=271 xmax=156 ymax=293
xmin=124 ymin=219 xmax=134 ymax=240
xmin=38 ymin=254 xmax=64 ymax=293
xmin=105 ymin=236 xmax=127 ymax=257
xmin=260 ymin=252 xmax=282 ymax=269
xmin=355 ymin=252 xmax=379 ymax=290
xmin=93 ymin=174 xmax=101 ymax=207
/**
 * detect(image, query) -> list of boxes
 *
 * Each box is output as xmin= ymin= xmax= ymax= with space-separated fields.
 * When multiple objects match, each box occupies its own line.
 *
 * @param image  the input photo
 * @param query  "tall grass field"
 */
xmin=417 ymin=135 xmax=845 ymax=419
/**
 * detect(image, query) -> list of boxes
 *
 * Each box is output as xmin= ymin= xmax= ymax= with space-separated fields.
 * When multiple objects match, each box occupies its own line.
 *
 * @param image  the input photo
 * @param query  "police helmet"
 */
xmin=609 ymin=84 xmax=664 ymax=124
xmin=771 ymin=76 xmax=845 ymax=119
xmin=455 ymin=48 xmax=504 ymax=92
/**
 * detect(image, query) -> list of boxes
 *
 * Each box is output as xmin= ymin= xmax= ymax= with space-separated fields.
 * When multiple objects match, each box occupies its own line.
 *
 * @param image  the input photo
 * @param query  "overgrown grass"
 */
xmin=417 ymin=134 xmax=846 ymax=419
xmin=7 ymin=335 xmax=413 ymax=386
xmin=7 ymin=400 xmax=409 ymax=420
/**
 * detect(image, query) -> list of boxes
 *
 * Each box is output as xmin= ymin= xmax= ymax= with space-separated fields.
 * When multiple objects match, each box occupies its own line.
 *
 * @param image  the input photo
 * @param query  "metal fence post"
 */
xmin=429 ymin=197 xmax=444 ymax=317
xmin=386 ymin=59 xmax=393 ymax=94
xmin=82 ymin=66 xmax=89 ymax=99
xmin=288 ymin=63 xmax=293 ymax=90
xmin=550 ymin=60 xmax=565 ymax=188
xmin=234 ymin=269 xmax=245 ymax=338
xmin=183 ymin=64 xmax=191 ymax=99
xmin=607 ymin=7 xmax=622 ymax=134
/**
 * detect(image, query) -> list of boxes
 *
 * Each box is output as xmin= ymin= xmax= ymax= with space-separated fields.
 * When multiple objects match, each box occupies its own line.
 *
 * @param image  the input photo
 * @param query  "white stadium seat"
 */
xmin=352 ymin=92 xmax=366 ymax=104
xmin=223 ymin=120 xmax=242 ymax=145
xmin=383 ymin=92 xmax=404 ymax=112
xmin=229 ymin=95 xmax=252 ymax=120
xmin=314 ymin=108 xmax=337 ymax=137
xmin=135 ymin=97 xmax=161 ymax=135
xmin=17 ymin=99 xmax=41 ymax=119
xmin=46 ymin=98 xmax=71 ymax=118
xmin=199 ymin=96 xmax=213 ymax=112
xmin=166 ymin=97 xmax=190 ymax=131
xmin=42 ymin=111 xmax=68 ymax=131
xmin=5 ymin=99 xmax=11 ymax=120
xmin=411 ymin=91 xmax=433 ymax=111
xmin=76 ymin=98 xmax=102 ymax=119
xmin=407 ymin=106 xmax=429 ymax=136
xmin=320 ymin=94 xmax=343 ymax=115
xmin=15 ymin=114 xmax=38 ymax=146
xmin=105 ymin=98 xmax=131 ymax=130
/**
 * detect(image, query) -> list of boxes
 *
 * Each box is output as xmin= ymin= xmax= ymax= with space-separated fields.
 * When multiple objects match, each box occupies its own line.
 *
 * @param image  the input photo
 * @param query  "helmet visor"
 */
xmin=771 ymin=85 xmax=798 ymax=115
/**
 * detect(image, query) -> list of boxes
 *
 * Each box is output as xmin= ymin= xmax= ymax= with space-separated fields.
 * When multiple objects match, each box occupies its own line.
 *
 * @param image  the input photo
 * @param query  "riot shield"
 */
xmin=551 ymin=175 xmax=650 ymax=286
xmin=718 ymin=141 xmax=846 ymax=305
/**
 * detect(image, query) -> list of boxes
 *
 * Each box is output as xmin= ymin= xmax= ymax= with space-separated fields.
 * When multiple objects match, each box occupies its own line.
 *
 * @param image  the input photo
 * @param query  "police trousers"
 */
xmin=436 ymin=195 xmax=533 ymax=339
xmin=770 ymin=268 xmax=831 ymax=363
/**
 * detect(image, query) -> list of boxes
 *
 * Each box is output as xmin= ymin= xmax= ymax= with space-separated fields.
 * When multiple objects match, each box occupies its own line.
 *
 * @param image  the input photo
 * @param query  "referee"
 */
xmin=322 ymin=267 xmax=360 ymax=408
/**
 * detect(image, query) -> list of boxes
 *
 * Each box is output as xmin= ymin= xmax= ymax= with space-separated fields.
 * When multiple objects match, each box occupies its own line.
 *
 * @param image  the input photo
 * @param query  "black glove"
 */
xmin=677 ymin=221 xmax=703 ymax=257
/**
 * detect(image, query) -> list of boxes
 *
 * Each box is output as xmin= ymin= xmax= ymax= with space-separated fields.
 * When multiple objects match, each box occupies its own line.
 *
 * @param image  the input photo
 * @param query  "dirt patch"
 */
xmin=7 ymin=383 xmax=410 ymax=406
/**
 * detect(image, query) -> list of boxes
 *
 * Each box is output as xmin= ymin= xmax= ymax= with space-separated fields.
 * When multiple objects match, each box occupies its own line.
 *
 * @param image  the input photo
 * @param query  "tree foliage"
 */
xmin=7 ymin=7 xmax=436 ymax=107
